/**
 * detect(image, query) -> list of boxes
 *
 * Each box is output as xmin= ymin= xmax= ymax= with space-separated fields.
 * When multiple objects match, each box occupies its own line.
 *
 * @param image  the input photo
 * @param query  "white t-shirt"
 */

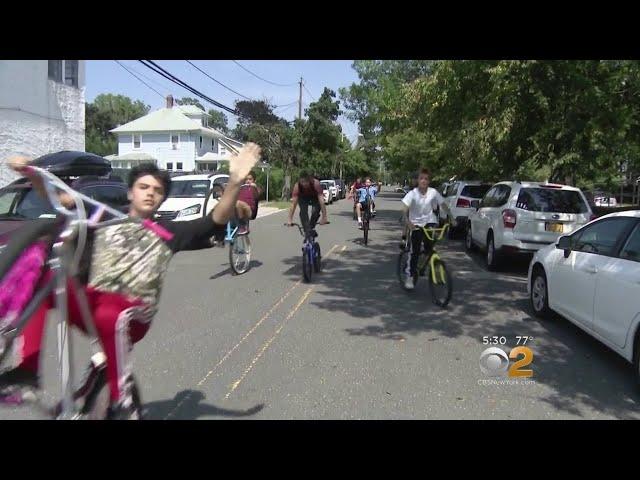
xmin=401 ymin=187 xmax=445 ymax=226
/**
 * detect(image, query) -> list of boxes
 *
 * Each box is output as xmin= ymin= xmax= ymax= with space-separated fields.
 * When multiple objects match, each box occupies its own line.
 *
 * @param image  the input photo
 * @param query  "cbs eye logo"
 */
xmin=479 ymin=347 xmax=534 ymax=377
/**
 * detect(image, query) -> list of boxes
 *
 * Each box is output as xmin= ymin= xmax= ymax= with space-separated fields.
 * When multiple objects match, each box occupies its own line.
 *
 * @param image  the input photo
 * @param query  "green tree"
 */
xmin=207 ymin=109 xmax=229 ymax=134
xmin=175 ymin=97 xmax=205 ymax=110
xmin=85 ymin=94 xmax=150 ymax=156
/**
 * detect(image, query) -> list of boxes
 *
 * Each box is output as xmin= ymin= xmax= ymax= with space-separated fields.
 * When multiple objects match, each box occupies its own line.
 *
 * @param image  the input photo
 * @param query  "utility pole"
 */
xmin=298 ymin=77 xmax=303 ymax=120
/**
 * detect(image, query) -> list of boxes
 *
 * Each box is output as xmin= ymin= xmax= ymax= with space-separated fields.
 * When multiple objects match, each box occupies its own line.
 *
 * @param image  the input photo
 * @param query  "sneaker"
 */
xmin=0 ymin=367 xmax=40 ymax=406
xmin=404 ymin=277 xmax=415 ymax=290
xmin=107 ymin=399 xmax=141 ymax=420
xmin=358 ymin=221 xmax=363 ymax=230
xmin=237 ymin=223 xmax=249 ymax=235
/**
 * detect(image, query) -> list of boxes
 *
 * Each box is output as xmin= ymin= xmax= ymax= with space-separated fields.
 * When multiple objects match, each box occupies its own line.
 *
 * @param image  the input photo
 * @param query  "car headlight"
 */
xmin=177 ymin=204 xmax=201 ymax=217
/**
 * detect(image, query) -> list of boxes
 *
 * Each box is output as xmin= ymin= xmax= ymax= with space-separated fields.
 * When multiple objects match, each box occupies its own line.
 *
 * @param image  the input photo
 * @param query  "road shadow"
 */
xmin=144 ymin=390 xmax=265 ymax=420
xmin=276 ymin=196 xmax=640 ymax=419
xmin=209 ymin=260 xmax=264 ymax=280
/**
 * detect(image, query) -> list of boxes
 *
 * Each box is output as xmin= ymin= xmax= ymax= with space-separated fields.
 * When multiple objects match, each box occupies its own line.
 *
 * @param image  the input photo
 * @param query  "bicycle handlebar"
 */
xmin=23 ymin=166 xmax=129 ymax=224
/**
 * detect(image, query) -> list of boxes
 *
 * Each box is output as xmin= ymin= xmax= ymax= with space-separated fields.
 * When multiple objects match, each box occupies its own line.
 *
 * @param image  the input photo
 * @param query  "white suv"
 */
xmin=320 ymin=180 xmax=337 ymax=204
xmin=438 ymin=181 xmax=492 ymax=233
xmin=466 ymin=181 xmax=595 ymax=270
xmin=157 ymin=173 xmax=229 ymax=222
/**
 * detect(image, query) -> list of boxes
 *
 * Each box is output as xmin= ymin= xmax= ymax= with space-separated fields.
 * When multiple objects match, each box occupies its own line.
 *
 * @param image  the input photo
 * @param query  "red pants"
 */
xmin=16 ymin=272 xmax=151 ymax=402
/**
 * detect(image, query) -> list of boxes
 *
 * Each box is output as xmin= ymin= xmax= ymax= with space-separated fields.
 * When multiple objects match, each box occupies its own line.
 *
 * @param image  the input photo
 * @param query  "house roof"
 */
xmin=110 ymin=107 xmax=242 ymax=143
xmin=111 ymin=107 xmax=203 ymax=133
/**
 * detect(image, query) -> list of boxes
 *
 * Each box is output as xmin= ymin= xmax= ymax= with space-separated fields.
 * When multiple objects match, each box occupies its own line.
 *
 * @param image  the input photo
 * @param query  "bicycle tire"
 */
xmin=229 ymin=235 xmax=251 ymax=275
xmin=429 ymin=258 xmax=453 ymax=308
xmin=397 ymin=251 xmax=416 ymax=290
xmin=363 ymin=219 xmax=369 ymax=245
xmin=302 ymin=245 xmax=313 ymax=283
xmin=313 ymin=242 xmax=322 ymax=273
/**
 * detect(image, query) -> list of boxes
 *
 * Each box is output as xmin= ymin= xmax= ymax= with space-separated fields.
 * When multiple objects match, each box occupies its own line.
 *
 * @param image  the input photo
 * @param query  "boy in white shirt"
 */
xmin=400 ymin=168 xmax=451 ymax=290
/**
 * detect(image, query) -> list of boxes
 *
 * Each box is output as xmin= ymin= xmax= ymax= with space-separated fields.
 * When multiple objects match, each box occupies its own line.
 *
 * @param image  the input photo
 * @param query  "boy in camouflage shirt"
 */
xmin=1 ymin=144 xmax=261 ymax=418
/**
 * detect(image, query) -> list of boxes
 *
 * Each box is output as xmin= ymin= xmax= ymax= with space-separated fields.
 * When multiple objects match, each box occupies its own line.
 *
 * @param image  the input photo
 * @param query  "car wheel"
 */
xmin=465 ymin=222 xmax=476 ymax=252
xmin=633 ymin=330 xmax=640 ymax=390
xmin=486 ymin=232 xmax=500 ymax=271
xmin=530 ymin=266 xmax=553 ymax=319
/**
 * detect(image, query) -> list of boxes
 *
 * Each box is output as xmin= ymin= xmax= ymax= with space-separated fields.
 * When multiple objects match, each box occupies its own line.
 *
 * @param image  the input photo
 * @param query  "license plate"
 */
xmin=545 ymin=222 xmax=563 ymax=233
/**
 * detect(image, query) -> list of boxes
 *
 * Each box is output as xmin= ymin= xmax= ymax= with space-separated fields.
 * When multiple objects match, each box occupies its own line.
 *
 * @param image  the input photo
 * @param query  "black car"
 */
xmin=0 ymin=151 xmax=128 ymax=245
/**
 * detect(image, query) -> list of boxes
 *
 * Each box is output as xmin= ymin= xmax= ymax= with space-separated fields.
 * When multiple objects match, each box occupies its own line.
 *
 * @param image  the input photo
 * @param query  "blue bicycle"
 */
xmin=225 ymin=219 xmax=251 ymax=275
xmin=287 ymin=223 xmax=322 ymax=283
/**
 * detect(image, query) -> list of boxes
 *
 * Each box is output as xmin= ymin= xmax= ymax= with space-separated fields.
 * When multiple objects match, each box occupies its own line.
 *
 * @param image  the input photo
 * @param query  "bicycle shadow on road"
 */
xmin=144 ymin=390 xmax=265 ymax=420
xmin=209 ymin=261 xmax=264 ymax=280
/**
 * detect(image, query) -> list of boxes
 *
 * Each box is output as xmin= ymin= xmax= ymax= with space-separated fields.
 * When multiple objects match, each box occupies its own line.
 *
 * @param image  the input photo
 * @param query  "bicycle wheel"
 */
xmin=313 ymin=242 xmax=322 ymax=273
xmin=428 ymin=258 xmax=453 ymax=308
xmin=397 ymin=251 xmax=416 ymax=290
xmin=363 ymin=218 xmax=369 ymax=245
xmin=302 ymin=245 xmax=313 ymax=283
xmin=229 ymin=234 xmax=251 ymax=275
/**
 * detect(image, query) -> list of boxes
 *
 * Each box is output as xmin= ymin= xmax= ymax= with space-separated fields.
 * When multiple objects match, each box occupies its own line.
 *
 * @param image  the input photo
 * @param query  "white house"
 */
xmin=0 ymin=60 xmax=86 ymax=186
xmin=108 ymin=95 xmax=243 ymax=173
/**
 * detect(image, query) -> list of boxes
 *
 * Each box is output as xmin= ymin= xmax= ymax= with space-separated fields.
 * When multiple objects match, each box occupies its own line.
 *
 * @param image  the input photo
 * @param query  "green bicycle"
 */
xmin=397 ymin=223 xmax=453 ymax=307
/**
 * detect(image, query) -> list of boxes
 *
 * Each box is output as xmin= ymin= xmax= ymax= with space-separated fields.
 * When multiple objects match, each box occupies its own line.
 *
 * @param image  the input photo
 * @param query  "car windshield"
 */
xmin=168 ymin=180 xmax=210 ymax=198
xmin=460 ymin=185 xmax=492 ymax=198
xmin=0 ymin=187 xmax=56 ymax=220
xmin=515 ymin=188 xmax=589 ymax=213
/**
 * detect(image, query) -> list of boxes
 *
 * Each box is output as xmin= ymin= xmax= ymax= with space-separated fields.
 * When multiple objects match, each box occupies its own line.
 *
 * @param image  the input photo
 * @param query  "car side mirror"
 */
xmin=556 ymin=235 xmax=571 ymax=257
xmin=210 ymin=188 xmax=220 ymax=200
xmin=471 ymin=200 xmax=480 ymax=210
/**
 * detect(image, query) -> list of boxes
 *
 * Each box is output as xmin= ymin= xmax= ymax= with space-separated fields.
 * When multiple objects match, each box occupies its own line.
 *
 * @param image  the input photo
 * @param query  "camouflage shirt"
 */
xmin=86 ymin=216 xmax=223 ymax=316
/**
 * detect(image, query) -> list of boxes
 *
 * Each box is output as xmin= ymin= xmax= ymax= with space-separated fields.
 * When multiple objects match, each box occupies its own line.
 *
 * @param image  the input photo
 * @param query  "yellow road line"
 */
xmin=224 ymin=287 xmax=314 ymax=399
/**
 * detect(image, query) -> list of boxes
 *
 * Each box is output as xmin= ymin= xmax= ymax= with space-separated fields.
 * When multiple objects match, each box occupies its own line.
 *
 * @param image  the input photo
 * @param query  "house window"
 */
xmin=177 ymin=163 xmax=183 ymax=170
xmin=48 ymin=61 xmax=62 ymax=82
xmin=64 ymin=60 xmax=79 ymax=87
xmin=133 ymin=134 xmax=141 ymax=149
xmin=171 ymin=134 xmax=179 ymax=150
xmin=199 ymin=136 xmax=203 ymax=149
xmin=211 ymin=139 xmax=214 ymax=150
xmin=167 ymin=163 xmax=173 ymax=171
xmin=48 ymin=60 xmax=78 ymax=87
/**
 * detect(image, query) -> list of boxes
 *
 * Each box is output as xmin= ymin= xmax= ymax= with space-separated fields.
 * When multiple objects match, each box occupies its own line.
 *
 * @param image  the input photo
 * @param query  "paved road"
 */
xmin=2 ymin=191 xmax=640 ymax=419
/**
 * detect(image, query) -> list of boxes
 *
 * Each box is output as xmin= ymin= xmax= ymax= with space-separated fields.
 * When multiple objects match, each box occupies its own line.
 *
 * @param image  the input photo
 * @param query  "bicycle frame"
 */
xmin=225 ymin=220 xmax=239 ymax=243
xmin=412 ymin=223 xmax=449 ymax=285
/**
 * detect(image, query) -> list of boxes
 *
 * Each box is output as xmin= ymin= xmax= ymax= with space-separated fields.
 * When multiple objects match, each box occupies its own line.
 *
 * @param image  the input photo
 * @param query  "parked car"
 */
xmin=586 ymin=190 xmax=618 ymax=207
xmin=439 ymin=181 xmax=492 ymax=233
xmin=321 ymin=179 xmax=338 ymax=202
xmin=334 ymin=179 xmax=346 ymax=199
xmin=466 ymin=181 xmax=595 ymax=270
xmin=156 ymin=173 xmax=228 ymax=222
xmin=527 ymin=210 xmax=640 ymax=384
xmin=320 ymin=183 xmax=331 ymax=204
xmin=0 ymin=150 xmax=128 ymax=246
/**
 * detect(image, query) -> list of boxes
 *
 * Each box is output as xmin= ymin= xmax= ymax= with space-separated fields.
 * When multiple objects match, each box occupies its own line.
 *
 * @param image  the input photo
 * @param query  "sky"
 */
xmin=86 ymin=60 xmax=362 ymax=143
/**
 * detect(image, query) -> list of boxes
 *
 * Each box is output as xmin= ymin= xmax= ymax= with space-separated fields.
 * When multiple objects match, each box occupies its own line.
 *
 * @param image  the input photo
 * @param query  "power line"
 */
xmin=232 ymin=60 xmax=297 ymax=87
xmin=138 ymin=60 xmax=238 ymax=117
xmin=115 ymin=60 xmax=164 ymax=98
xmin=303 ymin=83 xmax=316 ymax=102
xmin=186 ymin=60 xmax=252 ymax=101
xmin=274 ymin=100 xmax=298 ymax=109
xmin=121 ymin=62 xmax=174 ymax=93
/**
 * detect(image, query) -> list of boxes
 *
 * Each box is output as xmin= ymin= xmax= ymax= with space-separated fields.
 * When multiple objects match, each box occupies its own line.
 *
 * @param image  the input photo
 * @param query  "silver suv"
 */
xmin=466 ymin=181 xmax=595 ymax=270
xmin=438 ymin=181 xmax=492 ymax=233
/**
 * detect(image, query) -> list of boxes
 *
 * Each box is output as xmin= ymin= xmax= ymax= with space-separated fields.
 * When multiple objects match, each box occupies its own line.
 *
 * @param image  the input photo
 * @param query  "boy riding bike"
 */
xmin=286 ymin=172 xmax=329 ymax=233
xmin=355 ymin=177 xmax=377 ymax=229
xmin=0 ymin=143 xmax=261 ymax=419
xmin=400 ymin=168 xmax=451 ymax=290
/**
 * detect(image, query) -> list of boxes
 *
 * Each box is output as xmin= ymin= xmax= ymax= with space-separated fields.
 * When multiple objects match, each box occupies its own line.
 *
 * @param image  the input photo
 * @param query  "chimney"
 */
xmin=166 ymin=95 xmax=174 ymax=109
